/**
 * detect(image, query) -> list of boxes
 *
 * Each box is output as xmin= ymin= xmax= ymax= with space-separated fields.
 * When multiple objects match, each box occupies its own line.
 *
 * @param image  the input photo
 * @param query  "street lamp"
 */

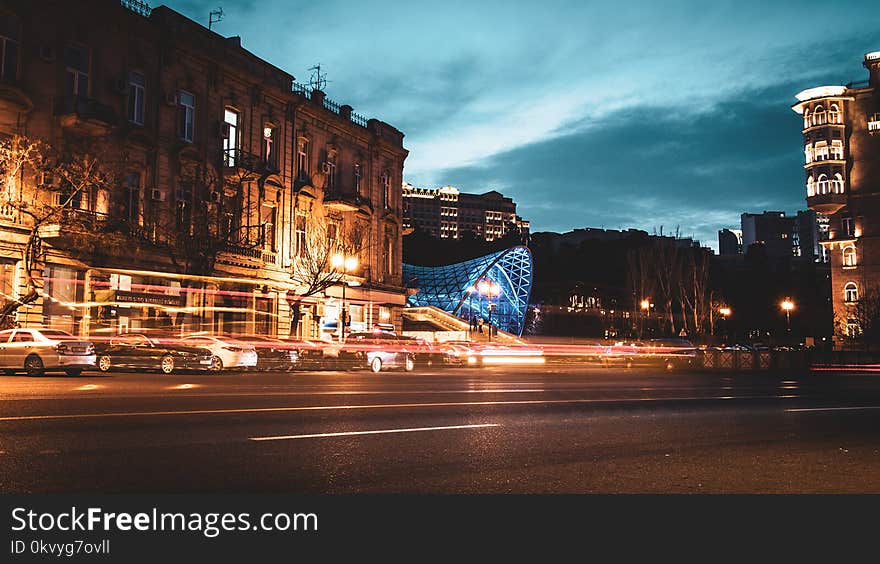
xmin=718 ymin=306 xmax=731 ymax=344
xmin=640 ymin=298 xmax=652 ymax=338
xmin=331 ymin=253 xmax=358 ymax=342
xmin=478 ymin=279 xmax=502 ymax=341
xmin=465 ymin=285 xmax=476 ymax=329
xmin=781 ymin=298 xmax=795 ymax=334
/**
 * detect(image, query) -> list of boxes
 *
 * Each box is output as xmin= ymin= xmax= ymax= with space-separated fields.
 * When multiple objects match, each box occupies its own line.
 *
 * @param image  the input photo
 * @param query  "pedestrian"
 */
xmin=478 ymin=317 xmax=484 ymax=334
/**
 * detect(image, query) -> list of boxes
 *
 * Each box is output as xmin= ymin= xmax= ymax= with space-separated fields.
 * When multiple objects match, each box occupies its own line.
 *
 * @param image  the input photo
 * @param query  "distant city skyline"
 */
xmin=165 ymin=0 xmax=880 ymax=251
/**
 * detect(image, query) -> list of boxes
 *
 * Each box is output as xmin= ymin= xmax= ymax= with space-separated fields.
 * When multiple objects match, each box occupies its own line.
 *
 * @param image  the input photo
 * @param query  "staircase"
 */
xmin=401 ymin=306 xmax=524 ymax=344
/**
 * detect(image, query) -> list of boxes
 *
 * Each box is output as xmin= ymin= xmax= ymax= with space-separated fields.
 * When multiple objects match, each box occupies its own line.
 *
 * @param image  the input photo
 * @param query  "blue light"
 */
xmin=402 ymin=246 xmax=533 ymax=336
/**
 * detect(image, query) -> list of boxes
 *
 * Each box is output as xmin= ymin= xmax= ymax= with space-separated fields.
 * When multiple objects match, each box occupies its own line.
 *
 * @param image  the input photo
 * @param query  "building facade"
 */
xmin=793 ymin=51 xmax=880 ymax=340
xmin=738 ymin=210 xmax=824 ymax=261
xmin=402 ymin=182 xmax=529 ymax=242
xmin=0 ymin=0 xmax=408 ymax=339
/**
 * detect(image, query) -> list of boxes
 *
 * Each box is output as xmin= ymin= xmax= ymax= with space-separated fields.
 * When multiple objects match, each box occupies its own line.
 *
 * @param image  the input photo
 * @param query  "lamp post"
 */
xmin=640 ymin=298 xmax=650 ymax=338
xmin=781 ymin=298 xmax=795 ymax=337
xmin=465 ymin=285 xmax=476 ymax=330
xmin=478 ymin=279 xmax=501 ymax=341
xmin=718 ymin=306 xmax=731 ymax=344
xmin=331 ymin=253 xmax=358 ymax=342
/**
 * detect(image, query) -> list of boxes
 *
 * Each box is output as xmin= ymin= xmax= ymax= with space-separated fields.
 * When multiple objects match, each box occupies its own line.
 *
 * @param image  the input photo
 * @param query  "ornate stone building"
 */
xmin=793 ymin=51 xmax=880 ymax=341
xmin=0 ymin=0 xmax=408 ymax=338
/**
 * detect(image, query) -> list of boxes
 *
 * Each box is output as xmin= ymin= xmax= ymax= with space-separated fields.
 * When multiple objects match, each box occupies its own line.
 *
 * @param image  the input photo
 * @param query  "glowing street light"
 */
xmin=465 ymin=285 xmax=477 ymax=329
xmin=478 ymin=279 xmax=502 ymax=341
xmin=718 ymin=307 xmax=731 ymax=318
xmin=640 ymin=299 xmax=651 ymax=310
xmin=331 ymin=253 xmax=358 ymax=341
xmin=781 ymin=298 xmax=795 ymax=333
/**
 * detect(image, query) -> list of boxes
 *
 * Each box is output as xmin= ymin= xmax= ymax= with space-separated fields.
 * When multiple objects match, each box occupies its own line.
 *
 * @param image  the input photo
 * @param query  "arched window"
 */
xmin=843 ymin=246 xmax=857 ymax=267
xmin=806 ymin=176 xmax=815 ymax=197
xmin=803 ymin=108 xmax=811 ymax=129
xmin=813 ymin=105 xmax=826 ymax=126
xmin=829 ymin=104 xmax=840 ymax=124
xmin=833 ymin=172 xmax=845 ymax=194
xmin=844 ymin=282 xmax=859 ymax=303
xmin=817 ymin=173 xmax=829 ymax=194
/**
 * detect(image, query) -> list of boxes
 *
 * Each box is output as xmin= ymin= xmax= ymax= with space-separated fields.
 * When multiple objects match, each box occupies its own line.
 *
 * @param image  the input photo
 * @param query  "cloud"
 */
xmin=423 ymin=79 xmax=823 ymax=250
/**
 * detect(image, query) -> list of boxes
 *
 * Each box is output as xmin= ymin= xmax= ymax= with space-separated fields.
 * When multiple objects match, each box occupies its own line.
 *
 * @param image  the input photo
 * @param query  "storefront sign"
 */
xmin=115 ymin=290 xmax=185 ymax=307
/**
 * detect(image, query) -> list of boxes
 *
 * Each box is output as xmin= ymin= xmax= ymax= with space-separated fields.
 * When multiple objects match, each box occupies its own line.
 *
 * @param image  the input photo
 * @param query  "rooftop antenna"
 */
xmin=308 ymin=63 xmax=328 ymax=91
xmin=208 ymin=7 xmax=224 ymax=31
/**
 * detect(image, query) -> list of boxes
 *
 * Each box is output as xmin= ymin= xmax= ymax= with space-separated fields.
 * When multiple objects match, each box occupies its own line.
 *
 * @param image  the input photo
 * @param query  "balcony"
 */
xmin=807 ymin=192 xmax=846 ymax=215
xmin=0 ymin=197 xmax=16 ymax=221
xmin=222 ymin=149 xmax=280 ymax=177
xmin=324 ymin=190 xmax=373 ymax=214
xmin=53 ymin=96 xmax=117 ymax=135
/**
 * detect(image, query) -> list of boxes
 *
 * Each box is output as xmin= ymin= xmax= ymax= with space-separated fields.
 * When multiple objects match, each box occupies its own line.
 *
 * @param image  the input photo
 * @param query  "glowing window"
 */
xmin=842 ymin=246 xmax=857 ymax=267
xmin=844 ymin=282 xmax=858 ymax=303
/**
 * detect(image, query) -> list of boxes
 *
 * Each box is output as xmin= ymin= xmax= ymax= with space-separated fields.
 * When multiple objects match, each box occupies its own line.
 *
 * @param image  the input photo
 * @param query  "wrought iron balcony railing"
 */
xmin=222 ymin=148 xmax=279 ymax=175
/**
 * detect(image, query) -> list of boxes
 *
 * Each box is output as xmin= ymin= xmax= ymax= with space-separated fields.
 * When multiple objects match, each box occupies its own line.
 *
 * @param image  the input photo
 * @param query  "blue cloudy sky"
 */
xmin=166 ymin=0 xmax=878 ymax=249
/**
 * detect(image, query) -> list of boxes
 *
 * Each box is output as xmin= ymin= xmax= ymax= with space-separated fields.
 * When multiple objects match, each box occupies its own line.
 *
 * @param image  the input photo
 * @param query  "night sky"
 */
xmin=166 ymin=0 xmax=879 ymax=250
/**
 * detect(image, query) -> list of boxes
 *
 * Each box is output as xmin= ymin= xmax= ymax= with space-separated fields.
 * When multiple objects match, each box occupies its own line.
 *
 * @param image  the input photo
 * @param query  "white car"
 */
xmin=180 ymin=335 xmax=258 ymax=371
xmin=0 ymin=328 xmax=96 ymax=377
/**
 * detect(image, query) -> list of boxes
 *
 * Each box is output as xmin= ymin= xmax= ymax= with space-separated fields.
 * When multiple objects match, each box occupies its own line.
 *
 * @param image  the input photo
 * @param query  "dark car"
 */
xmin=276 ymin=337 xmax=340 ymax=370
xmin=234 ymin=335 xmax=298 ymax=371
xmin=397 ymin=336 xmax=457 ymax=367
xmin=94 ymin=333 xmax=214 ymax=374
xmin=339 ymin=332 xmax=415 ymax=373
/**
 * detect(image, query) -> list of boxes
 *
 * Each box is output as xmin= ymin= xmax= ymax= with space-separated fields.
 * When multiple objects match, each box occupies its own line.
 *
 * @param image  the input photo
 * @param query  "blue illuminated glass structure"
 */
xmin=402 ymin=245 xmax=533 ymax=336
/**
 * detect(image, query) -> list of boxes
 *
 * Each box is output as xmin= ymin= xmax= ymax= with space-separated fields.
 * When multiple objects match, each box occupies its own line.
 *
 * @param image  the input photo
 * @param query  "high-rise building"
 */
xmin=792 ymin=50 xmax=880 ymax=340
xmin=402 ymin=183 xmax=529 ymax=242
xmin=738 ymin=210 xmax=824 ymax=261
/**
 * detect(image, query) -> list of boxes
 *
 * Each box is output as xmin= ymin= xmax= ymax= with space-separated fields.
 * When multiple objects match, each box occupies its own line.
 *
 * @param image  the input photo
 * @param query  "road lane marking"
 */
xmin=168 ymin=384 xmax=199 ymax=390
xmin=250 ymin=423 xmax=501 ymax=442
xmin=74 ymin=385 xmax=100 ymax=391
xmin=786 ymin=406 xmax=880 ymax=413
xmin=0 ymin=394 xmax=791 ymax=422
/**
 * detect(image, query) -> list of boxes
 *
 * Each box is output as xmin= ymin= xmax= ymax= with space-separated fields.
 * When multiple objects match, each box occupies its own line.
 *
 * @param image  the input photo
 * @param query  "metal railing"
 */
xmin=120 ymin=0 xmax=152 ymax=17
xmin=291 ymin=82 xmax=368 ymax=130
xmin=224 ymin=244 xmax=262 ymax=259
xmin=222 ymin=148 xmax=279 ymax=174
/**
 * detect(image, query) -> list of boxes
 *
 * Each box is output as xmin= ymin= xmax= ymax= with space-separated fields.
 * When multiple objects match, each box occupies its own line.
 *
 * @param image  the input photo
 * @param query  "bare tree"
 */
xmin=678 ymin=249 xmax=712 ymax=337
xmin=144 ymin=162 xmax=264 ymax=277
xmin=837 ymin=284 xmax=880 ymax=350
xmin=287 ymin=217 xmax=368 ymax=334
xmin=627 ymin=247 xmax=655 ymax=338
xmin=0 ymin=135 xmax=121 ymax=329
xmin=651 ymin=238 xmax=681 ymax=335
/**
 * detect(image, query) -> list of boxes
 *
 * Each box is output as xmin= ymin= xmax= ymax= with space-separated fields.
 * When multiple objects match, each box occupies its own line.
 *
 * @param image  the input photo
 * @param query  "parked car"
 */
xmin=234 ymin=335 xmax=298 ymax=371
xmin=0 ymin=328 xmax=96 ymax=377
xmin=94 ymin=333 xmax=214 ymax=374
xmin=397 ymin=336 xmax=458 ymax=367
xmin=179 ymin=334 xmax=258 ymax=371
xmin=276 ymin=337 xmax=338 ymax=370
xmin=339 ymin=332 xmax=415 ymax=373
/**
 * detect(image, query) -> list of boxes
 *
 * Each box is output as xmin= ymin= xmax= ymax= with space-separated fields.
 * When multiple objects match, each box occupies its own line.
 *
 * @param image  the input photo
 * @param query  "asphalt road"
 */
xmin=2 ymin=364 xmax=880 ymax=493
